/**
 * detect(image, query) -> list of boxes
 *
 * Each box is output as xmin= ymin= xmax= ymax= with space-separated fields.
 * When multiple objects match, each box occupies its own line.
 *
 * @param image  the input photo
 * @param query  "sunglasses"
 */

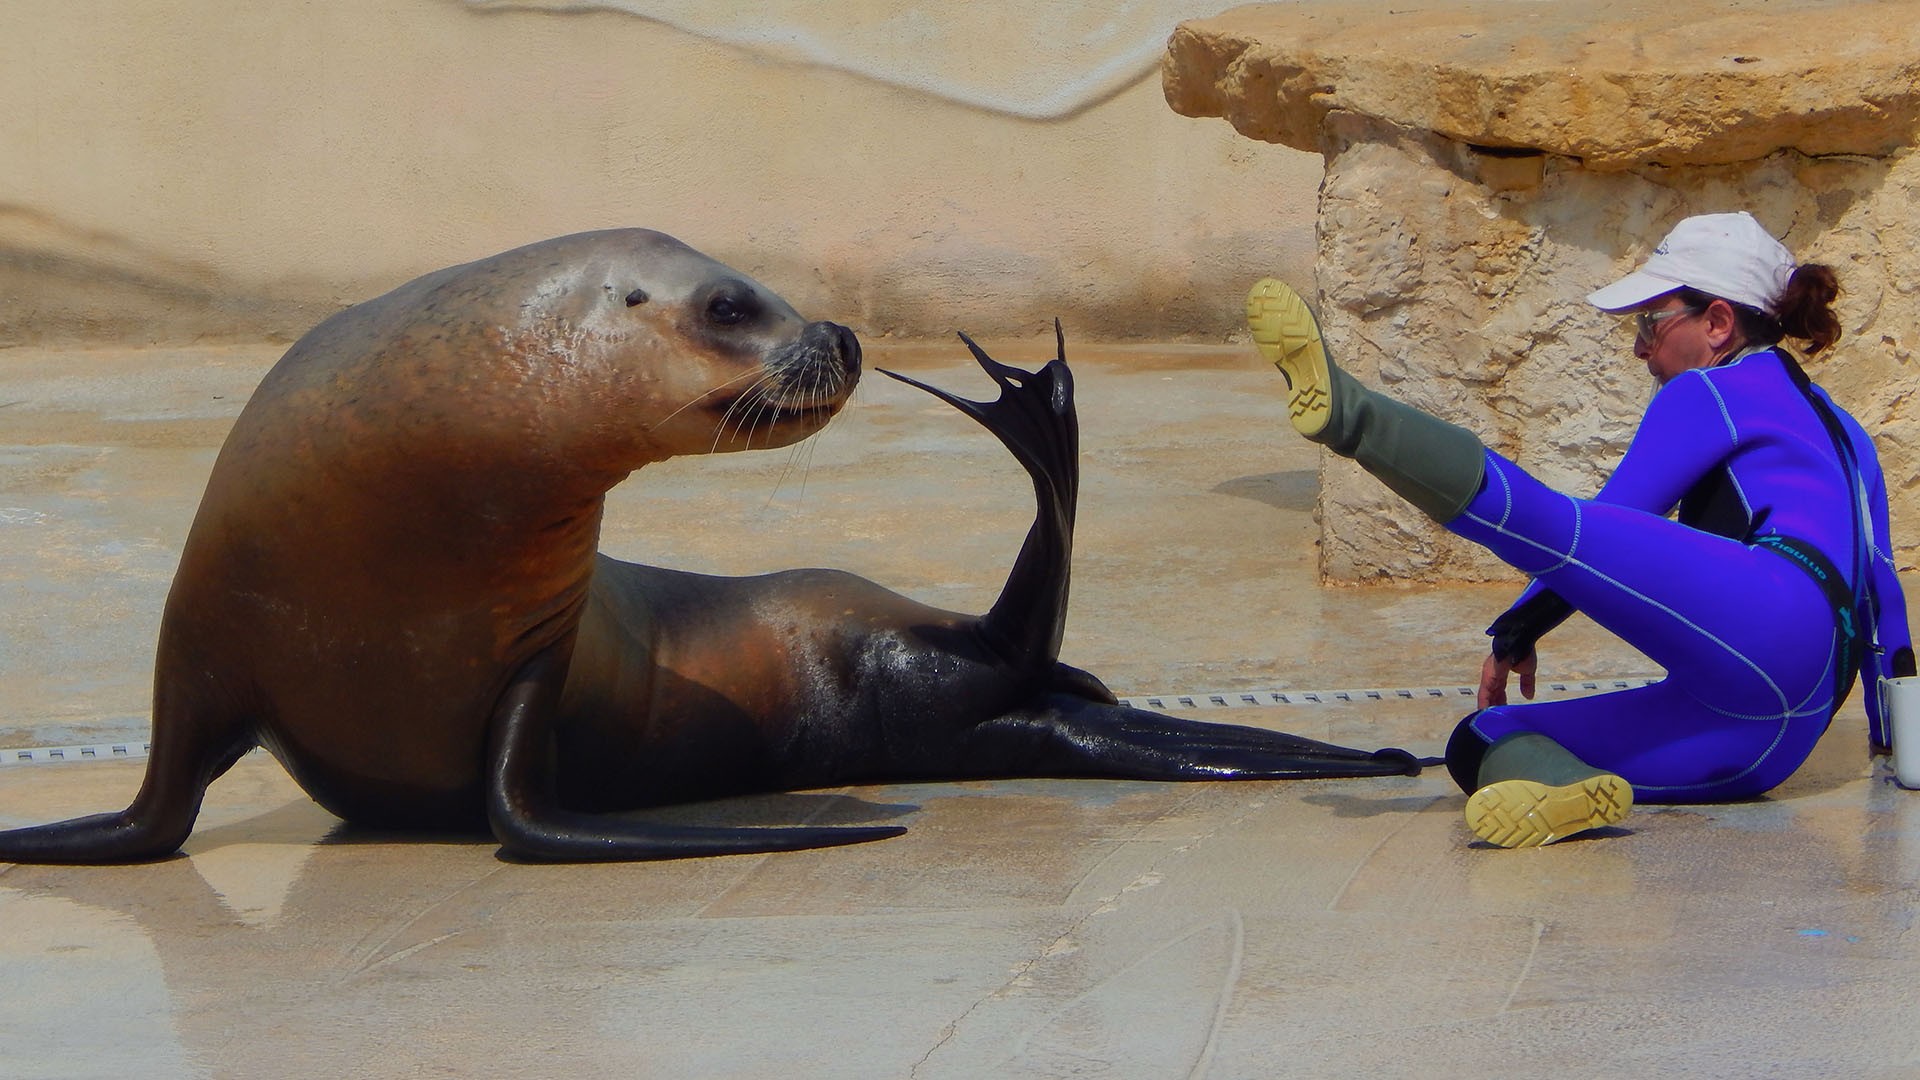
xmin=1633 ymin=306 xmax=1699 ymax=344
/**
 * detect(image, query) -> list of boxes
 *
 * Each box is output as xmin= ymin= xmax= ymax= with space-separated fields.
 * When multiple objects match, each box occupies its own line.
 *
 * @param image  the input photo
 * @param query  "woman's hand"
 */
xmin=1478 ymin=650 xmax=1538 ymax=709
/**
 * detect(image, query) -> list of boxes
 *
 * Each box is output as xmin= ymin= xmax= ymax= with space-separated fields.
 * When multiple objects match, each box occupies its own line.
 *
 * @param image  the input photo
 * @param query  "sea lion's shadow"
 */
xmin=609 ymin=792 xmax=922 ymax=829
xmin=1213 ymin=470 xmax=1317 ymax=512
xmin=1299 ymin=790 xmax=1448 ymax=820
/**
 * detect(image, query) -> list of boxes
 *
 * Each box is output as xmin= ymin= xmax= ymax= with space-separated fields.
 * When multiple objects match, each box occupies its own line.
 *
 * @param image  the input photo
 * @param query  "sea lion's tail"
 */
xmin=879 ymin=322 xmax=1077 ymax=674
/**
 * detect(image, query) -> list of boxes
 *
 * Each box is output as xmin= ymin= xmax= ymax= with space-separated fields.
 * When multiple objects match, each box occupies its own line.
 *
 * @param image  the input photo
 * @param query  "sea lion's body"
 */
xmin=557 ymin=561 xmax=1014 ymax=809
xmin=0 ymin=229 xmax=1416 ymax=865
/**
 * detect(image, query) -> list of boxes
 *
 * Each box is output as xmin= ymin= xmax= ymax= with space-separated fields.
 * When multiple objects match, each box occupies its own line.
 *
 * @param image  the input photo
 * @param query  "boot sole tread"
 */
xmin=1245 ymin=278 xmax=1332 ymax=439
xmin=1464 ymin=775 xmax=1633 ymax=849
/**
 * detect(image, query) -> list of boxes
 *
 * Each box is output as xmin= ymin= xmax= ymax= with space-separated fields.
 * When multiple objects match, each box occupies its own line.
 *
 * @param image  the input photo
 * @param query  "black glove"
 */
xmin=1486 ymin=589 xmax=1575 ymax=664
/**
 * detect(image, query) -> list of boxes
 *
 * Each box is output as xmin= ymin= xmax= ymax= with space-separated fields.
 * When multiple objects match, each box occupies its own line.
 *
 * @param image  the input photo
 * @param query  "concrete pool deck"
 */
xmin=1 ymin=340 xmax=1916 ymax=1077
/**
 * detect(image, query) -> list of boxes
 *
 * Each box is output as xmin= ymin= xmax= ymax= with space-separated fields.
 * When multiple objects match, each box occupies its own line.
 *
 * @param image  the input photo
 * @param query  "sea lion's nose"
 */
xmin=806 ymin=320 xmax=862 ymax=374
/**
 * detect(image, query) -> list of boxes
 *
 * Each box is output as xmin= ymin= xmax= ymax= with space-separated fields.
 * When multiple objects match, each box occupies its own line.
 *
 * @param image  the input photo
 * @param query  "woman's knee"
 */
xmin=1444 ymin=713 xmax=1493 ymax=794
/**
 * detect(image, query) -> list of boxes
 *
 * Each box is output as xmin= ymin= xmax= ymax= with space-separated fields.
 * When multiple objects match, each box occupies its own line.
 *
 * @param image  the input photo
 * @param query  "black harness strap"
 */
xmin=1767 ymin=348 xmax=1874 ymax=721
xmin=1751 ymin=533 xmax=1859 ymax=723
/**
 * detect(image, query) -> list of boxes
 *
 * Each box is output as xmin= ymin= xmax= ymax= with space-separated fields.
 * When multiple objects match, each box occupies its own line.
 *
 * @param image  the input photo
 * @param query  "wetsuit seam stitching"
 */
xmin=1634 ymin=707 xmax=1822 ymax=794
xmin=1457 ymin=509 xmax=1792 ymax=717
xmin=1491 ymin=455 xmax=1514 ymax=528
xmin=1697 ymin=371 xmax=1740 ymax=447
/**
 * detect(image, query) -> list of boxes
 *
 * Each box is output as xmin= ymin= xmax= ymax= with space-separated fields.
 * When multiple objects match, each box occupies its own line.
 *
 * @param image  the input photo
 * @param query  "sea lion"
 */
xmin=0 ymin=228 xmax=1417 ymax=864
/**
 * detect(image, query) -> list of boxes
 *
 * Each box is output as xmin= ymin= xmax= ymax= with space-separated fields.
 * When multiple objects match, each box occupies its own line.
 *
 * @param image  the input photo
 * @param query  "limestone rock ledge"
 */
xmin=1165 ymin=0 xmax=1920 ymax=170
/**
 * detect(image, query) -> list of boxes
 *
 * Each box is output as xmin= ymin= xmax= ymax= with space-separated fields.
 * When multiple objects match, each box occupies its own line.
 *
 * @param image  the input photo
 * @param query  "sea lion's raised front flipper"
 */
xmin=485 ymin=645 xmax=906 ymax=862
xmin=878 ymin=323 xmax=1077 ymax=674
xmin=957 ymin=694 xmax=1427 ymax=781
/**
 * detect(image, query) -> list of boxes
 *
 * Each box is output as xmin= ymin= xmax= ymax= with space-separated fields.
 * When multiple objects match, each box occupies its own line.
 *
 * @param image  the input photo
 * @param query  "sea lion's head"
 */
xmin=235 ymin=229 xmax=862 ymax=510
xmin=555 ymin=229 xmax=862 ymax=462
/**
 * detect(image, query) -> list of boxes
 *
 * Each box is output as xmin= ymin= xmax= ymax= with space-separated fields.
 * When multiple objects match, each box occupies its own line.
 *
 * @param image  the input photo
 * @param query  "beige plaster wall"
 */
xmin=0 ymin=0 xmax=1325 ymax=346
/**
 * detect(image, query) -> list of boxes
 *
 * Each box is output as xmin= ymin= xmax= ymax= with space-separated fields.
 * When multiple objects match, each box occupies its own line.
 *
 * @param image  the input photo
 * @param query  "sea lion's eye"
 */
xmin=625 ymin=288 xmax=649 ymax=307
xmin=707 ymin=295 xmax=748 ymax=326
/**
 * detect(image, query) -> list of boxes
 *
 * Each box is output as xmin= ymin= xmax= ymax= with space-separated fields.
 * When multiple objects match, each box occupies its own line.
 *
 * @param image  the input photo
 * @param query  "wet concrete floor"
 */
xmin=1 ymin=340 xmax=1916 ymax=1078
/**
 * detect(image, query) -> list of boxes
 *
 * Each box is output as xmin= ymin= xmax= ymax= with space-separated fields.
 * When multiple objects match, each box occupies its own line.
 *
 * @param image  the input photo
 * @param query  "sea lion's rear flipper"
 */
xmin=879 ymin=323 xmax=1077 ymax=673
xmin=486 ymin=646 xmax=905 ymax=861
xmin=960 ymin=694 xmax=1429 ymax=781
xmin=0 ymin=679 xmax=254 ymax=864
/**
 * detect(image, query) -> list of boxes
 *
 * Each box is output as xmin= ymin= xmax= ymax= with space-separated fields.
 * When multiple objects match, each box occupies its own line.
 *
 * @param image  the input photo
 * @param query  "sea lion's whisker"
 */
xmin=724 ymin=374 xmax=781 ymax=450
xmin=742 ymin=389 xmax=783 ymax=451
xmin=766 ymin=435 xmax=820 ymax=508
xmin=709 ymin=370 xmax=782 ymax=453
xmin=764 ymin=436 xmax=810 ymax=507
xmin=795 ymin=426 xmax=820 ymax=502
xmin=655 ymin=366 xmax=763 ymax=430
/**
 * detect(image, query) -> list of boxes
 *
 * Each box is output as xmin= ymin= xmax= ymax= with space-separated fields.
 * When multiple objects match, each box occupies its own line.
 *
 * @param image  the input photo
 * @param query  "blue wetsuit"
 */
xmin=1446 ymin=346 xmax=1912 ymax=802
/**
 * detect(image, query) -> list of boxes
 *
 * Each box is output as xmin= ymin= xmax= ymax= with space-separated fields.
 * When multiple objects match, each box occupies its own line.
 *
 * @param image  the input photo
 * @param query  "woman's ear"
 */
xmin=1703 ymin=298 xmax=1742 ymax=350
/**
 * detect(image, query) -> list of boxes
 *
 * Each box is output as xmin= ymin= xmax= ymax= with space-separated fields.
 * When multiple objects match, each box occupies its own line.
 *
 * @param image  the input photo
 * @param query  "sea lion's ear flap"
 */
xmin=625 ymin=288 xmax=649 ymax=307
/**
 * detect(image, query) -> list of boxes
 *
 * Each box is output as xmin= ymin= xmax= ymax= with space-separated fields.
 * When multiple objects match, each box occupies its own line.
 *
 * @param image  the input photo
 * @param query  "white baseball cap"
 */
xmin=1587 ymin=211 xmax=1795 ymax=315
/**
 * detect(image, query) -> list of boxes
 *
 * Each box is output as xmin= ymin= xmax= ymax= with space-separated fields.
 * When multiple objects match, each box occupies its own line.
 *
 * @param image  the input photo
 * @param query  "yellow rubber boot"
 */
xmin=1463 ymin=732 xmax=1633 ymax=848
xmin=1246 ymin=277 xmax=1334 ymax=439
xmin=1245 ymin=278 xmax=1487 ymax=523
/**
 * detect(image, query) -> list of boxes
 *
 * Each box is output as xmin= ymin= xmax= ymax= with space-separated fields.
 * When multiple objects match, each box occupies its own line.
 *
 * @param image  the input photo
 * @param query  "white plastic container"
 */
xmin=1886 ymin=675 xmax=1920 ymax=789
